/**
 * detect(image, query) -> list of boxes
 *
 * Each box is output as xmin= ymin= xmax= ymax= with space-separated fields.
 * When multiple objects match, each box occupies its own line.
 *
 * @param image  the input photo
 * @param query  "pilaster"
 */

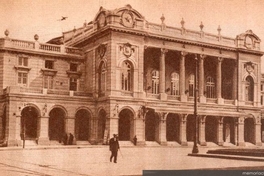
xmin=198 ymin=115 xmax=206 ymax=146
xmin=180 ymin=51 xmax=187 ymax=102
xmin=216 ymin=117 xmax=224 ymax=146
xmin=199 ymin=55 xmax=206 ymax=103
xmin=179 ymin=114 xmax=188 ymax=146
xmin=237 ymin=117 xmax=245 ymax=146
xmin=38 ymin=115 xmax=49 ymax=145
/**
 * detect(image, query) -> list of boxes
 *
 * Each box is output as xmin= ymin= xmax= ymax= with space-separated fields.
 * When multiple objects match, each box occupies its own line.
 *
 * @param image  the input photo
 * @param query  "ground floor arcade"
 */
xmin=0 ymin=100 xmax=262 ymax=147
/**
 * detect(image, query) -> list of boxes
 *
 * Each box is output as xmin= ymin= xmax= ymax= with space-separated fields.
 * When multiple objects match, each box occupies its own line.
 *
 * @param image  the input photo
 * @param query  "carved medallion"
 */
xmin=98 ymin=44 xmax=106 ymax=58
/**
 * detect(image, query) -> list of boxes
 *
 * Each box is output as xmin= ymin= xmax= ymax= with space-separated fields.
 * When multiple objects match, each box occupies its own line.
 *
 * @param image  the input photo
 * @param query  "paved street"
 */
xmin=0 ymin=145 xmax=264 ymax=176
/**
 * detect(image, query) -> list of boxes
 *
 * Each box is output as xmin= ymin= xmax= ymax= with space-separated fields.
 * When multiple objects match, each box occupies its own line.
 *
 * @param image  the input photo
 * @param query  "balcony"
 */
xmin=0 ymin=37 xmax=82 ymax=56
xmin=3 ymin=86 xmax=93 ymax=98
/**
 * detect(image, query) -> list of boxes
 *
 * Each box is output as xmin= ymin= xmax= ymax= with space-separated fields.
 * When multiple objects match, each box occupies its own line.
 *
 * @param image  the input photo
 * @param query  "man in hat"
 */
xmin=109 ymin=134 xmax=120 ymax=163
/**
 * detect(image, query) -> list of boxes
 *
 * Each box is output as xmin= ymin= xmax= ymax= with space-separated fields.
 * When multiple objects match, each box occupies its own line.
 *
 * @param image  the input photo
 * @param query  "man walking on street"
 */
xmin=109 ymin=134 xmax=120 ymax=163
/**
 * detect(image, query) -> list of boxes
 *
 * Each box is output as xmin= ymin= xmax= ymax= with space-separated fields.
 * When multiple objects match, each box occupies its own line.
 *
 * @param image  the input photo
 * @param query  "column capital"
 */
xmin=217 ymin=57 xmax=224 ymax=63
xmin=199 ymin=54 xmax=207 ymax=60
xmin=161 ymin=48 xmax=168 ymax=54
xmin=181 ymin=51 xmax=188 ymax=57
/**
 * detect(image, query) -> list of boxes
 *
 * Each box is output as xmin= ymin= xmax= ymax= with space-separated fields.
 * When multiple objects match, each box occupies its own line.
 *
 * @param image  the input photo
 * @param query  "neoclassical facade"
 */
xmin=0 ymin=5 xmax=263 ymax=147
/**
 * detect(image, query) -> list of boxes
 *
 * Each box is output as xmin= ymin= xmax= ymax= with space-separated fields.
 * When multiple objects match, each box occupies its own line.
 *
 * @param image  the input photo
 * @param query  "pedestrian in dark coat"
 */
xmin=109 ymin=134 xmax=120 ymax=163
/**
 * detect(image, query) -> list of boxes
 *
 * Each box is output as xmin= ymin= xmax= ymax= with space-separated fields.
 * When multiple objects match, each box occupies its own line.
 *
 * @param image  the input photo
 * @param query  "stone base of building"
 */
xmin=199 ymin=141 xmax=207 ymax=146
xmin=160 ymin=141 xmax=167 ymax=146
xmin=217 ymin=98 xmax=224 ymax=104
xmin=38 ymin=137 xmax=50 ymax=145
xmin=6 ymin=139 xmax=19 ymax=147
xmin=237 ymin=142 xmax=245 ymax=146
xmin=137 ymin=141 xmax=146 ymax=146
xmin=255 ymin=142 xmax=262 ymax=146
xmin=180 ymin=95 xmax=187 ymax=102
xmin=180 ymin=141 xmax=188 ymax=146
xmin=217 ymin=141 xmax=224 ymax=146
xmin=160 ymin=93 xmax=167 ymax=100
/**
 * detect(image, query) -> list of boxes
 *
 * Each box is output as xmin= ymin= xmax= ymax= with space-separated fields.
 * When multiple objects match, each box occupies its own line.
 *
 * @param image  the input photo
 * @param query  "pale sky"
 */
xmin=1 ymin=0 xmax=264 ymax=69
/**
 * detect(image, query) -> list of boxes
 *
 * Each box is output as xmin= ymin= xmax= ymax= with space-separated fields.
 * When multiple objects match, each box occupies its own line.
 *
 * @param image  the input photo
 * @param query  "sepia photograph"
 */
xmin=0 ymin=0 xmax=264 ymax=175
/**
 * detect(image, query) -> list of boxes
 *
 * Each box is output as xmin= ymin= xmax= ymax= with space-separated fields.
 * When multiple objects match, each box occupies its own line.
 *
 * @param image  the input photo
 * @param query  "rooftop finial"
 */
xmin=34 ymin=34 xmax=39 ymax=41
xmin=217 ymin=25 xmax=221 ymax=35
xmin=4 ymin=29 xmax=9 ymax=37
xmin=181 ymin=18 xmax=185 ymax=28
xmin=161 ymin=14 xmax=165 ymax=24
xmin=199 ymin=22 xmax=204 ymax=31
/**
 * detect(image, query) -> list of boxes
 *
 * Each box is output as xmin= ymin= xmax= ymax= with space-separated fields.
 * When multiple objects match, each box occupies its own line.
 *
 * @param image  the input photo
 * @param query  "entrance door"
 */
xmin=118 ymin=109 xmax=133 ymax=141
xmin=21 ymin=106 xmax=38 ymax=139
xmin=49 ymin=108 xmax=65 ymax=141
xmin=75 ymin=109 xmax=90 ymax=141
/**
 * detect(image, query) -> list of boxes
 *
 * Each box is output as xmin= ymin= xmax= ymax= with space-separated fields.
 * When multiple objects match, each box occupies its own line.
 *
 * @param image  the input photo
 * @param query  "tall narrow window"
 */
xmin=18 ymin=72 xmax=28 ymax=86
xmin=188 ymin=74 xmax=194 ymax=97
xmin=19 ymin=57 xmax=28 ymax=66
xmin=43 ymin=75 xmax=54 ymax=89
xmin=245 ymin=76 xmax=254 ymax=101
xmin=171 ymin=72 xmax=179 ymax=95
xmin=45 ymin=60 xmax=54 ymax=69
xmin=121 ymin=61 xmax=132 ymax=91
xmin=206 ymin=76 xmax=215 ymax=98
xmin=70 ymin=63 xmax=78 ymax=72
xmin=99 ymin=62 xmax=106 ymax=94
xmin=70 ymin=78 xmax=77 ymax=91
xmin=152 ymin=70 xmax=159 ymax=94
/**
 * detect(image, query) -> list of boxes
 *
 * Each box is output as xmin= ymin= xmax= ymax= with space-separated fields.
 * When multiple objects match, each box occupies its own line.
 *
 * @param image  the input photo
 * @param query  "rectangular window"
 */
xmin=70 ymin=63 xmax=78 ymax=72
xmin=261 ymin=84 xmax=263 ymax=91
xmin=69 ymin=78 xmax=77 ymax=91
xmin=45 ymin=60 xmax=54 ymax=69
xmin=261 ymin=95 xmax=263 ymax=105
xmin=18 ymin=72 xmax=28 ymax=85
xmin=19 ymin=57 xmax=28 ymax=66
xmin=43 ymin=75 xmax=53 ymax=89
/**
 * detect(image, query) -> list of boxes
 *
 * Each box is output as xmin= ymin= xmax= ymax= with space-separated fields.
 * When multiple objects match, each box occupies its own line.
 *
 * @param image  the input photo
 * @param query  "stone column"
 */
xmin=160 ymin=48 xmax=168 ymax=100
xmin=180 ymin=52 xmax=187 ymax=102
xmin=216 ymin=57 xmax=224 ymax=104
xmin=254 ymin=115 xmax=262 ymax=146
xmin=136 ymin=107 xmax=146 ymax=146
xmin=179 ymin=114 xmax=187 ymax=146
xmin=38 ymin=115 xmax=49 ymax=145
xmin=15 ymin=115 xmax=22 ymax=146
xmin=237 ymin=117 xmax=245 ymax=146
xmin=217 ymin=117 xmax=224 ymax=146
xmin=199 ymin=55 xmax=206 ymax=103
xmin=232 ymin=61 xmax=238 ymax=104
xmin=65 ymin=116 xmax=75 ymax=135
xmin=89 ymin=115 xmax=97 ymax=144
xmin=159 ymin=113 xmax=167 ymax=145
xmin=198 ymin=115 xmax=206 ymax=146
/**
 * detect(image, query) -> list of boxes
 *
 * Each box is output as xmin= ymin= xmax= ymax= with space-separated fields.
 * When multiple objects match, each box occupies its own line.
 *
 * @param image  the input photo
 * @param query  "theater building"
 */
xmin=0 ymin=5 xmax=263 ymax=147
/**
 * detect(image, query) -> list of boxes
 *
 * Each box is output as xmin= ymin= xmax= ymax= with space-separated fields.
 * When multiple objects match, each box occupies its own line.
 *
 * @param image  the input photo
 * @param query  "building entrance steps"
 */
xmin=166 ymin=141 xmax=181 ymax=147
xmin=119 ymin=141 xmax=134 ymax=147
xmin=24 ymin=140 xmax=38 ymax=146
xmin=145 ymin=141 xmax=160 ymax=147
xmin=75 ymin=141 xmax=91 ymax=145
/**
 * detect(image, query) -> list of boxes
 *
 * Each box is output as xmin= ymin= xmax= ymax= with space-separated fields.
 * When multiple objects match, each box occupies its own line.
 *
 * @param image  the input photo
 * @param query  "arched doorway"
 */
xmin=187 ymin=115 xmax=195 ymax=141
xmin=145 ymin=110 xmax=159 ymax=141
xmin=49 ymin=108 xmax=65 ymax=141
xmin=205 ymin=116 xmax=218 ymax=143
xmin=244 ymin=118 xmax=255 ymax=144
xmin=98 ymin=110 xmax=106 ymax=143
xmin=166 ymin=114 xmax=180 ymax=142
xmin=75 ymin=109 xmax=90 ymax=141
xmin=223 ymin=117 xmax=235 ymax=144
xmin=118 ymin=109 xmax=134 ymax=141
xmin=21 ymin=106 xmax=39 ymax=140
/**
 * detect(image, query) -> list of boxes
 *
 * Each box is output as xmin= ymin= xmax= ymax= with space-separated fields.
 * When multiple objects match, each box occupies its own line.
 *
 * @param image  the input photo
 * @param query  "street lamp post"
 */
xmin=192 ymin=55 xmax=199 ymax=154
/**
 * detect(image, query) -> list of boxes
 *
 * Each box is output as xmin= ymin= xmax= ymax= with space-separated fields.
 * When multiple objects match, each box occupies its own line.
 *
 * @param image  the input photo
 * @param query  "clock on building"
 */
xmin=121 ymin=11 xmax=134 ymax=28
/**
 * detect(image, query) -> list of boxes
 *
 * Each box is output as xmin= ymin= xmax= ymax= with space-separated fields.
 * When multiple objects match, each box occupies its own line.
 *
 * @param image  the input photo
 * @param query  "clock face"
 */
xmin=122 ymin=11 xmax=134 ymax=28
xmin=98 ymin=13 xmax=106 ymax=28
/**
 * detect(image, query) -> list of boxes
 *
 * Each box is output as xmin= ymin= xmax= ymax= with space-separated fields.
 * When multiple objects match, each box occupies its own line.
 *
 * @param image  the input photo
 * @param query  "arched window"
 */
xmin=121 ymin=61 xmax=132 ymax=91
xmin=152 ymin=70 xmax=159 ymax=94
xmin=188 ymin=74 xmax=194 ymax=97
xmin=206 ymin=76 xmax=215 ymax=98
xmin=171 ymin=72 xmax=179 ymax=95
xmin=245 ymin=76 xmax=254 ymax=101
xmin=99 ymin=62 xmax=106 ymax=94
